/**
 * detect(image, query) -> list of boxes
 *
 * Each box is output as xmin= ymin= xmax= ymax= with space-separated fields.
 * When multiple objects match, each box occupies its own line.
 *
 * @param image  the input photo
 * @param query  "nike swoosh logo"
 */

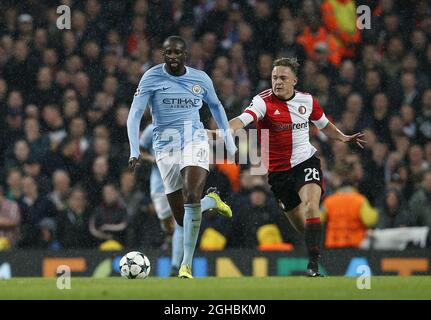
xmin=162 ymin=87 xmax=170 ymax=91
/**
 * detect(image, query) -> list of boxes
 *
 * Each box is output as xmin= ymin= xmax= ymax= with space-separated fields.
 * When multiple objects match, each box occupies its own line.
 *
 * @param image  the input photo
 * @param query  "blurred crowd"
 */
xmin=0 ymin=0 xmax=431 ymax=251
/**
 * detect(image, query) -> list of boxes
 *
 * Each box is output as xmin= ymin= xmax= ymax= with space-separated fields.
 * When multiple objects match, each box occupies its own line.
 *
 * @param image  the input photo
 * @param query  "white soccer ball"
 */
xmin=119 ymin=251 xmax=151 ymax=279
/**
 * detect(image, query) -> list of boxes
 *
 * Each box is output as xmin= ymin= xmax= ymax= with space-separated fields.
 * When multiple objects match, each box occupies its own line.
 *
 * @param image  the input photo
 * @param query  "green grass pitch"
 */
xmin=1 ymin=276 xmax=430 ymax=300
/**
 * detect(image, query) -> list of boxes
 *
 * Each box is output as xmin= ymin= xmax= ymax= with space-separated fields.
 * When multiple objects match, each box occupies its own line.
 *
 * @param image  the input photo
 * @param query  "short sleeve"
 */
xmin=241 ymin=95 xmax=267 ymax=124
xmin=310 ymin=96 xmax=329 ymax=129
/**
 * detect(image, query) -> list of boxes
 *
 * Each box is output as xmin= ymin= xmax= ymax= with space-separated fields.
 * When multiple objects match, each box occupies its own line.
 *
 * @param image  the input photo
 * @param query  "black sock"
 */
xmin=304 ymin=217 xmax=322 ymax=267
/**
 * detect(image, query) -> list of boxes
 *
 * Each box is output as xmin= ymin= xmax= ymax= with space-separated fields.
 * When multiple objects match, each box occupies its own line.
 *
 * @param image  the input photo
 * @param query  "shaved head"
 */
xmin=162 ymin=36 xmax=187 ymax=76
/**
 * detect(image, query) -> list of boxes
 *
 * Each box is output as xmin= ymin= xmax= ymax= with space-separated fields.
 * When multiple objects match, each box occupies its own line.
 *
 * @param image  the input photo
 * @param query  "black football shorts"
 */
xmin=267 ymin=155 xmax=324 ymax=211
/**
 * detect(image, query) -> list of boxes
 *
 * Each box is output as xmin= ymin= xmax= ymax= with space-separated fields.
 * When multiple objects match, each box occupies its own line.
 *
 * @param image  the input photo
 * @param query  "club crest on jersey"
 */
xmin=298 ymin=105 xmax=306 ymax=114
xmin=192 ymin=84 xmax=202 ymax=95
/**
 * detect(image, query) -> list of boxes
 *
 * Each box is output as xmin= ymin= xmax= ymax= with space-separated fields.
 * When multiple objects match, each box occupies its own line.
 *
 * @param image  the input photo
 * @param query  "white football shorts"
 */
xmin=155 ymin=140 xmax=210 ymax=194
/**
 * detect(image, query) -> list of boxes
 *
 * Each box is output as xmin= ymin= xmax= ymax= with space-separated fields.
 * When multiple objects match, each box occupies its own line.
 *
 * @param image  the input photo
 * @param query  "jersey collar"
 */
xmin=272 ymin=90 xmax=295 ymax=102
xmin=162 ymin=63 xmax=189 ymax=77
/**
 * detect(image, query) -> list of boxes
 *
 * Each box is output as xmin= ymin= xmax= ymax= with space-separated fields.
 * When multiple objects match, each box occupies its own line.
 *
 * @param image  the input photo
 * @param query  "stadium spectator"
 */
xmin=321 ymin=162 xmax=379 ymax=248
xmin=408 ymin=171 xmax=431 ymax=235
xmin=228 ymin=185 xmax=282 ymax=248
xmin=320 ymin=0 xmax=361 ymax=58
xmin=365 ymin=142 xmax=388 ymax=205
xmin=277 ymin=20 xmax=306 ymax=64
xmin=48 ymin=170 xmax=71 ymax=212
xmin=297 ymin=14 xmax=342 ymax=67
xmin=23 ymin=117 xmax=50 ymax=162
xmin=417 ymin=89 xmax=431 ymax=145
xmin=119 ymin=169 xmax=145 ymax=219
xmin=0 ymin=185 xmax=21 ymax=249
xmin=253 ymin=52 xmax=273 ymax=93
xmin=405 ymin=144 xmax=430 ymax=199
xmin=4 ymin=168 xmax=22 ymax=202
xmin=89 ymin=183 xmax=128 ymax=246
xmin=84 ymin=156 xmax=112 ymax=208
xmin=18 ymin=176 xmax=58 ymax=248
xmin=3 ymin=108 xmax=25 ymax=164
xmin=67 ymin=116 xmax=90 ymax=164
xmin=27 ymin=67 xmax=60 ymax=107
xmin=42 ymin=137 xmax=82 ymax=184
xmin=37 ymin=217 xmax=60 ymax=250
xmin=5 ymin=139 xmax=31 ymax=171
xmin=376 ymin=188 xmax=410 ymax=229
xmin=22 ymin=157 xmax=50 ymax=196
xmin=56 ymin=186 xmax=95 ymax=249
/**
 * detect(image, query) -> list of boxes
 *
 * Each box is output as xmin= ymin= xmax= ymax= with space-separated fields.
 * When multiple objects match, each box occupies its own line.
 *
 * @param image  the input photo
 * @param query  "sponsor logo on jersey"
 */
xmin=274 ymin=121 xmax=309 ymax=131
xmin=162 ymin=98 xmax=201 ymax=108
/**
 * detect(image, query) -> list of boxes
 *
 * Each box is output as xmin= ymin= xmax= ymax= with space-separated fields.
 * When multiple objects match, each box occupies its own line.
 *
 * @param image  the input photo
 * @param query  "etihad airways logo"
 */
xmin=274 ymin=121 xmax=309 ymax=131
xmin=162 ymin=98 xmax=200 ymax=109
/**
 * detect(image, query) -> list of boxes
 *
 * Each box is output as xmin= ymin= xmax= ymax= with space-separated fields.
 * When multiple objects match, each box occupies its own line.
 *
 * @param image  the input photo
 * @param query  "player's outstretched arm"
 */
xmin=207 ymin=117 xmax=246 ymax=140
xmin=229 ymin=117 xmax=246 ymax=132
xmin=321 ymin=121 xmax=366 ymax=149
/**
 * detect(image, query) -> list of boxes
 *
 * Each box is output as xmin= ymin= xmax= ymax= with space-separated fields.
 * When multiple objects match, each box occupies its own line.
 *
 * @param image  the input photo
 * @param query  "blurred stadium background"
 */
xmin=0 ymin=0 xmax=431 ymax=282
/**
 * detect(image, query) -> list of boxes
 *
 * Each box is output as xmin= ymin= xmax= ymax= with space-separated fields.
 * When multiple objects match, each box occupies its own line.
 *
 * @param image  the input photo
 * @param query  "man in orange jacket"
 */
xmin=320 ymin=0 xmax=361 ymax=58
xmin=321 ymin=161 xmax=378 ymax=248
xmin=297 ymin=14 xmax=343 ymax=67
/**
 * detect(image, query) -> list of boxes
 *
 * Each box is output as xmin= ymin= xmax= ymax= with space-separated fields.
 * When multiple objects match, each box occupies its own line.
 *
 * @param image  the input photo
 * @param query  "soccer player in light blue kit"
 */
xmin=140 ymin=123 xmax=229 ymax=276
xmin=128 ymin=36 xmax=237 ymax=278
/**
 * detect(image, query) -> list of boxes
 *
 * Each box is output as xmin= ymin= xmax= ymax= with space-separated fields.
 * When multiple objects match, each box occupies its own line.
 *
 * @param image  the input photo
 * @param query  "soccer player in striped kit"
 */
xmin=229 ymin=57 xmax=366 ymax=276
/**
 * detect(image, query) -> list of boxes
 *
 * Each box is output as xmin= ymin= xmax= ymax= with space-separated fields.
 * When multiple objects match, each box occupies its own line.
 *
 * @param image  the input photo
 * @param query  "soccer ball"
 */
xmin=119 ymin=251 xmax=151 ymax=279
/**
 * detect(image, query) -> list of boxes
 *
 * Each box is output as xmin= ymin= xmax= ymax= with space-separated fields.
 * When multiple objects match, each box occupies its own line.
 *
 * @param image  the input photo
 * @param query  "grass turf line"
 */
xmin=0 ymin=276 xmax=430 ymax=300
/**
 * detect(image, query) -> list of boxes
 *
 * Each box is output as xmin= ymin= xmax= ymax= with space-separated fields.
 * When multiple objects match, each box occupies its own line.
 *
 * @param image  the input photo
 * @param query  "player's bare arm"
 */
xmin=207 ymin=118 xmax=244 ymax=140
xmin=320 ymin=121 xmax=366 ymax=148
xmin=229 ymin=117 xmax=246 ymax=132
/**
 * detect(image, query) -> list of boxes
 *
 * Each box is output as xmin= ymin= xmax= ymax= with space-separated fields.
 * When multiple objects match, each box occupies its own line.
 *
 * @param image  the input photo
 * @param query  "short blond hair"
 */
xmin=273 ymin=57 xmax=300 ymax=76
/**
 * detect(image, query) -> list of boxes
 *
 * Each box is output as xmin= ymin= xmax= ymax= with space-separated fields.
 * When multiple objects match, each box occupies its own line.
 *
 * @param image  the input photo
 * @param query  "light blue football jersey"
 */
xmin=127 ymin=63 xmax=236 ymax=159
xmin=139 ymin=124 xmax=164 ymax=194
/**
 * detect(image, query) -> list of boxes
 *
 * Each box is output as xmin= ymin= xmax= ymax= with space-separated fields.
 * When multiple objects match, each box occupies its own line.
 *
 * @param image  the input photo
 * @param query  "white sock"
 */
xmin=181 ymin=203 xmax=201 ymax=267
xmin=171 ymin=223 xmax=183 ymax=270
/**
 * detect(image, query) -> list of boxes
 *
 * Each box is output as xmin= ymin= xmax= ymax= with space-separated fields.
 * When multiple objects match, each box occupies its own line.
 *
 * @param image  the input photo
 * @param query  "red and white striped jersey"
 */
xmin=239 ymin=89 xmax=329 ymax=172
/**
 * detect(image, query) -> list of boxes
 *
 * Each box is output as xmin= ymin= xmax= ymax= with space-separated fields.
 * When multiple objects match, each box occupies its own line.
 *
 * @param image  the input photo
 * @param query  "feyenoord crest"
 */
xmin=192 ymin=84 xmax=202 ymax=95
xmin=298 ymin=105 xmax=306 ymax=114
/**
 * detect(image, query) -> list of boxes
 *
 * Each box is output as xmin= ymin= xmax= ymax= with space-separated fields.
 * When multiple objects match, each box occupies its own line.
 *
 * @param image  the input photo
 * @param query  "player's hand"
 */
xmin=128 ymin=157 xmax=141 ymax=173
xmin=342 ymin=133 xmax=366 ymax=149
